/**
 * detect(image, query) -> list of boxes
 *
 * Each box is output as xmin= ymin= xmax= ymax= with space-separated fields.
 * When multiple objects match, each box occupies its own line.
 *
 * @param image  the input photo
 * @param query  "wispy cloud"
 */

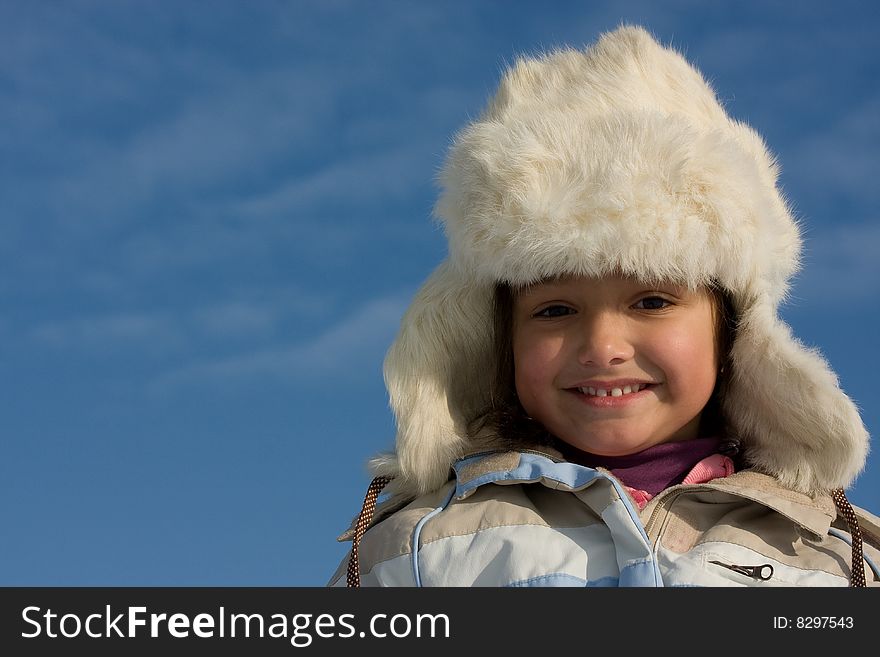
xmin=24 ymin=284 xmax=334 ymax=354
xmin=1 ymin=3 xmax=460 ymax=230
xmin=234 ymin=145 xmax=432 ymax=219
xmin=788 ymin=221 xmax=880 ymax=308
xmin=785 ymin=95 xmax=880 ymax=207
xmin=149 ymin=292 xmax=411 ymax=393
xmin=13 ymin=66 xmax=343 ymax=240
xmin=1 ymin=3 xmax=465 ymax=302
xmin=29 ymin=313 xmax=184 ymax=353
xmin=193 ymin=301 xmax=278 ymax=340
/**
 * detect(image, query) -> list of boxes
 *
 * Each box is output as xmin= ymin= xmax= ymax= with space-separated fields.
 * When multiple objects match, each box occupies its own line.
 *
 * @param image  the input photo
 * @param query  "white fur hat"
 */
xmin=372 ymin=25 xmax=869 ymax=497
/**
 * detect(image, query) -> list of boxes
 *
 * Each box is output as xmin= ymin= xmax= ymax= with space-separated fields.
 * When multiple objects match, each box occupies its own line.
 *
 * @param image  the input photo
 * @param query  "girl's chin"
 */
xmin=557 ymin=436 xmax=660 ymax=458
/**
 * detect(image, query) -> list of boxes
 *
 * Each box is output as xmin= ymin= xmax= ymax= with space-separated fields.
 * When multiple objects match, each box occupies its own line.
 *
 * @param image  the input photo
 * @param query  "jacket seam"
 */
xmin=417 ymin=519 xmax=606 ymax=544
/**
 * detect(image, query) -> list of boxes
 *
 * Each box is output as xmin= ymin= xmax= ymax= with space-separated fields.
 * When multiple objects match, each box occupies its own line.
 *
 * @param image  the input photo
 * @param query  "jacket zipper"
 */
xmin=707 ymin=561 xmax=774 ymax=580
xmin=643 ymin=486 xmax=692 ymax=539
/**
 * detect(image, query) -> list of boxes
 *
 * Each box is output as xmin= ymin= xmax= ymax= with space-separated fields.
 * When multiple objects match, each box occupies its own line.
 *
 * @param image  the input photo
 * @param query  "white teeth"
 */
xmin=579 ymin=384 xmax=648 ymax=397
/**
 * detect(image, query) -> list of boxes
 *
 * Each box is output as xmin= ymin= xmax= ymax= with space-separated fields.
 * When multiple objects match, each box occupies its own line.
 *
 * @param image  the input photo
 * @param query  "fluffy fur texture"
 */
xmin=372 ymin=25 xmax=869 ymax=497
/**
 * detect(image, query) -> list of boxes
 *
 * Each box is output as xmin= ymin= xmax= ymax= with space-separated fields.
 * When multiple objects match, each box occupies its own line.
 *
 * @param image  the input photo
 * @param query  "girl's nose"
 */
xmin=576 ymin=312 xmax=634 ymax=367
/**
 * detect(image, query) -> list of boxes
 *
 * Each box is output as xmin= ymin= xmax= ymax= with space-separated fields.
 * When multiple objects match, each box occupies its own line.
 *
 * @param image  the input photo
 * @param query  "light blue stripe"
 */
xmin=454 ymin=452 xmax=604 ymax=498
xmin=505 ymin=573 xmax=586 ymax=587
xmin=618 ymin=558 xmax=661 ymax=587
xmin=828 ymin=527 xmax=880 ymax=581
xmin=410 ymin=484 xmax=456 ymax=587
xmin=505 ymin=574 xmax=619 ymax=587
xmin=505 ymin=573 xmax=620 ymax=587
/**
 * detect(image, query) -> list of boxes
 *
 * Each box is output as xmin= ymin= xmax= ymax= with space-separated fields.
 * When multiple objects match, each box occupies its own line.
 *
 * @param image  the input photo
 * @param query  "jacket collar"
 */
xmin=345 ymin=448 xmax=838 ymax=541
xmin=455 ymin=449 xmax=837 ymax=537
xmin=695 ymin=470 xmax=836 ymax=537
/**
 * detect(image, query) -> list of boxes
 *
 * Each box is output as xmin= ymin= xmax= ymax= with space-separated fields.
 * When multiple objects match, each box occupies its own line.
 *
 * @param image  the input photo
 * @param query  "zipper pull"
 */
xmin=709 ymin=560 xmax=774 ymax=581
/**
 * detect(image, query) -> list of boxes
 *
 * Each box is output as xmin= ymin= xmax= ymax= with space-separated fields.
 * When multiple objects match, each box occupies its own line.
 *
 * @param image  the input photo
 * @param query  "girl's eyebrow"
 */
xmin=626 ymin=278 xmax=688 ymax=293
xmin=516 ymin=285 xmax=568 ymax=301
xmin=639 ymin=286 xmax=684 ymax=295
xmin=513 ymin=283 xmax=543 ymax=298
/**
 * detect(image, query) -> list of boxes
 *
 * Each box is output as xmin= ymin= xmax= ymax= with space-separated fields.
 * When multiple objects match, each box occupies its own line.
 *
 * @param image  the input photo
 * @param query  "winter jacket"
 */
xmin=329 ymin=448 xmax=880 ymax=587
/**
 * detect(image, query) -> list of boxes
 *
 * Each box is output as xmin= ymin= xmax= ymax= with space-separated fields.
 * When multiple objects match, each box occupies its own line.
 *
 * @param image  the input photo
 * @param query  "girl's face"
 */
xmin=512 ymin=274 xmax=719 ymax=457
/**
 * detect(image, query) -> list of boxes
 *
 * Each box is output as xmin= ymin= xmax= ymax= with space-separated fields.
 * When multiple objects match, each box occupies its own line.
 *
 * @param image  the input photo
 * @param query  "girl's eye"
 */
xmin=535 ymin=305 xmax=575 ymax=318
xmin=634 ymin=296 xmax=671 ymax=310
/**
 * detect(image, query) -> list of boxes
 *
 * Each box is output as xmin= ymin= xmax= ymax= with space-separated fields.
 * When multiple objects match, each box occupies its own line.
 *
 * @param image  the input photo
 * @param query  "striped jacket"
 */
xmin=330 ymin=450 xmax=880 ymax=587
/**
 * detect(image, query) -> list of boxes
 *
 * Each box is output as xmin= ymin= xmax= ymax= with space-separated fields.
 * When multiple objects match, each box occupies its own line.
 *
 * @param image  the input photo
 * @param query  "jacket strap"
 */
xmin=347 ymin=475 xmax=393 ymax=587
xmin=831 ymin=488 xmax=866 ymax=587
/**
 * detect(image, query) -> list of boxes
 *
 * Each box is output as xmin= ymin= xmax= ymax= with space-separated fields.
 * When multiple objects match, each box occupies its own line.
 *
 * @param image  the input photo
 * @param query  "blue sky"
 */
xmin=1 ymin=0 xmax=878 ymax=585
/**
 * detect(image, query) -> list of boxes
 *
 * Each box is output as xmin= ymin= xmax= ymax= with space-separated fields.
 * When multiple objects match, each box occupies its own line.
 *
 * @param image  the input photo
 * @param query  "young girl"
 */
xmin=329 ymin=25 xmax=880 ymax=587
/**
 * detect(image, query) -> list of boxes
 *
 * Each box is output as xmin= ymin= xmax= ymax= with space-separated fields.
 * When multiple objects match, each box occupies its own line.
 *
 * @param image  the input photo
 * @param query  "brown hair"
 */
xmin=467 ymin=280 xmax=739 ymax=450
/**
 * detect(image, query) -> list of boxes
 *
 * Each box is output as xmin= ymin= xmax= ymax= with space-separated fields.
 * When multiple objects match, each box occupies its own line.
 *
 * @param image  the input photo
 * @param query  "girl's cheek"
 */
xmin=657 ymin=328 xmax=717 ymax=390
xmin=513 ymin=344 xmax=555 ymax=400
xmin=515 ymin=332 xmax=557 ymax=366
xmin=514 ymin=352 xmax=542 ymax=390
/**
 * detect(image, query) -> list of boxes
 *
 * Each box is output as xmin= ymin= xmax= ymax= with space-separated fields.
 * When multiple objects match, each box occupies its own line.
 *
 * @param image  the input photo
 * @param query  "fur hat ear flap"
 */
xmin=376 ymin=262 xmax=496 ymax=495
xmin=723 ymin=299 xmax=869 ymax=493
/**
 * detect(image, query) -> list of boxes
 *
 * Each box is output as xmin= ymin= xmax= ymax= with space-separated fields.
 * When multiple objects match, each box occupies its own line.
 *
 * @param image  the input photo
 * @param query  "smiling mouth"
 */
xmin=574 ymin=383 xmax=655 ymax=398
